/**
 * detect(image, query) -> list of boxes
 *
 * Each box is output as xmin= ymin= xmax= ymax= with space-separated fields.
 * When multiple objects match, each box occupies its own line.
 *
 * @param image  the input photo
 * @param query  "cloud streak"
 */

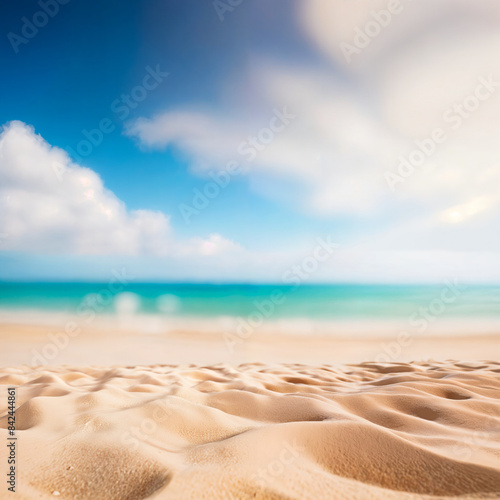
xmin=125 ymin=0 xmax=500 ymax=250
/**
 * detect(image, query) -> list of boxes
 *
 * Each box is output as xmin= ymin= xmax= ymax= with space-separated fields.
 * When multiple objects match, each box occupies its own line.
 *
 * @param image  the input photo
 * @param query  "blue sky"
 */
xmin=1 ymin=0 xmax=500 ymax=282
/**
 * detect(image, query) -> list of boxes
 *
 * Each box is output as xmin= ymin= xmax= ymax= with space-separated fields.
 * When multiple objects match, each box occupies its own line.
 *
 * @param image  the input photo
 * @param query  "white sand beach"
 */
xmin=1 ymin=324 xmax=499 ymax=499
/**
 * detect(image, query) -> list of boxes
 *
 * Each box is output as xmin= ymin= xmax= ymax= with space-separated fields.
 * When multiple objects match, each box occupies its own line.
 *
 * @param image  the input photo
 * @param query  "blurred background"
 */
xmin=1 ymin=0 xmax=500 ymax=339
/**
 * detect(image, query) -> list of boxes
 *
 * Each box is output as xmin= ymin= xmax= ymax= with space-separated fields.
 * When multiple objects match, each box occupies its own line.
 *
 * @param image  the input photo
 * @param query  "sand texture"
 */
xmin=1 ymin=361 xmax=500 ymax=499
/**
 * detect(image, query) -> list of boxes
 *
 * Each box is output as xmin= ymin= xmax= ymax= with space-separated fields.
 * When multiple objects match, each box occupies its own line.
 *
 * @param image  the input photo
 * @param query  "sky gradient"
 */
xmin=1 ymin=0 xmax=499 ymax=283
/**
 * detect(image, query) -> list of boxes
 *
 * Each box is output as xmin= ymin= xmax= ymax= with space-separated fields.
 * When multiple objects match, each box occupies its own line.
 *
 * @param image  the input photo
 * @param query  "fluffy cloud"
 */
xmin=187 ymin=233 xmax=242 ymax=256
xmin=126 ymin=0 xmax=500 ymax=255
xmin=0 ymin=121 xmax=240 ymax=257
xmin=126 ymin=68 xmax=395 ymax=216
xmin=299 ymin=0 xmax=500 ymax=213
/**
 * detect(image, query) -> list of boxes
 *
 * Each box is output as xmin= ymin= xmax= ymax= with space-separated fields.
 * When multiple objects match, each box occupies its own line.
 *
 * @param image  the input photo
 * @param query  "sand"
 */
xmin=1 ymin=359 xmax=500 ymax=499
xmin=2 ymin=321 xmax=500 ymax=366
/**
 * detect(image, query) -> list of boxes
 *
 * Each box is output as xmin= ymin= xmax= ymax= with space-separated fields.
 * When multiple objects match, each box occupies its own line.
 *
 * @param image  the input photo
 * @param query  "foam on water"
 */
xmin=1 ymin=283 xmax=500 ymax=335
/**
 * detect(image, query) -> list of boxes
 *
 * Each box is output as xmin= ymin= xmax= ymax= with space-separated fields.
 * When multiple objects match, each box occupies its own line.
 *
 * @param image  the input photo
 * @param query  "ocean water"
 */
xmin=0 ymin=282 xmax=499 ymax=321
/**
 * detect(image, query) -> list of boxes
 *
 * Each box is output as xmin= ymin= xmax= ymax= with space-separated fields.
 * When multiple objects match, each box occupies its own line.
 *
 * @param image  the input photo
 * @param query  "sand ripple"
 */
xmin=1 ymin=361 xmax=499 ymax=499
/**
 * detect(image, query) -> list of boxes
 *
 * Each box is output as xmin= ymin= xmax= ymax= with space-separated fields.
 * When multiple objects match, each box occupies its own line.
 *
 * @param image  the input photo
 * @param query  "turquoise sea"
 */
xmin=0 ymin=282 xmax=499 ymax=321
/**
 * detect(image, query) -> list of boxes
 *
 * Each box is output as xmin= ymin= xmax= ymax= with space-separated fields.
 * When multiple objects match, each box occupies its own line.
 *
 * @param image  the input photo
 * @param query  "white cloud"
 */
xmin=299 ymin=0 xmax=500 ymax=213
xmin=125 ymin=0 xmax=500 ymax=255
xmin=0 ymin=121 xmax=240 ymax=257
xmin=299 ymin=0 xmax=500 ymax=74
xmin=126 ymin=68 xmax=396 ymax=216
xmin=187 ymin=233 xmax=242 ymax=256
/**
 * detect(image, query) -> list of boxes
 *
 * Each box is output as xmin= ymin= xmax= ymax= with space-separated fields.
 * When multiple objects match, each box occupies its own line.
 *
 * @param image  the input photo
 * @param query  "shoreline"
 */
xmin=3 ymin=309 xmax=500 ymax=334
xmin=1 ymin=320 xmax=499 ymax=367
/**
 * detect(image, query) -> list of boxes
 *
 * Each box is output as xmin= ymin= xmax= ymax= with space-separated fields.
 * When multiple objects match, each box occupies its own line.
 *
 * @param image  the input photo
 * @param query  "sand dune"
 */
xmin=1 ymin=361 xmax=500 ymax=499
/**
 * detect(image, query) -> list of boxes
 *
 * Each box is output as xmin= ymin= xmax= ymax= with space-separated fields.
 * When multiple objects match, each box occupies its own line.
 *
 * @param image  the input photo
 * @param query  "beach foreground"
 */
xmin=1 ymin=361 xmax=500 ymax=499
